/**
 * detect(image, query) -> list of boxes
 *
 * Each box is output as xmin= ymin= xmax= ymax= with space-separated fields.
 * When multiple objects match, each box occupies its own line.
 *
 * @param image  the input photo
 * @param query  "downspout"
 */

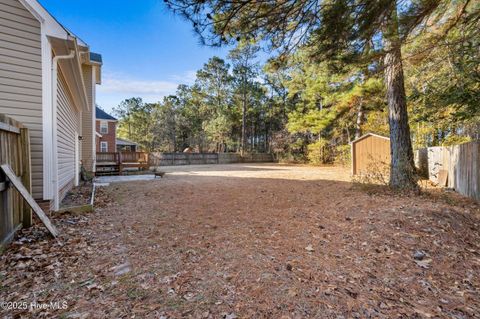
xmin=51 ymin=50 xmax=75 ymax=211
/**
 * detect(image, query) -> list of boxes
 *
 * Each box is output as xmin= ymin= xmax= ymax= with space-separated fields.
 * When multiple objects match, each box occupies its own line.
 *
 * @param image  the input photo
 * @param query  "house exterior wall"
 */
xmin=56 ymin=68 xmax=80 ymax=202
xmin=81 ymin=65 xmax=95 ymax=172
xmin=0 ymin=0 xmax=43 ymax=199
xmin=96 ymin=120 xmax=116 ymax=152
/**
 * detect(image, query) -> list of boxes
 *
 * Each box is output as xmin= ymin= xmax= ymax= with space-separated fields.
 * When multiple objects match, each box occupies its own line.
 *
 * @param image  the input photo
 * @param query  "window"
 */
xmin=100 ymin=121 xmax=108 ymax=134
xmin=100 ymin=141 xmax=108 ymax=153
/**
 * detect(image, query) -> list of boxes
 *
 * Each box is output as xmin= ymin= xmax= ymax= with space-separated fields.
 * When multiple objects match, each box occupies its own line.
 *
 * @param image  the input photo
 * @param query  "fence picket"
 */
xmin=415 ymin=141 xmax=480 ymax=201
xmin=0 ymin=114 xmax=32 ymax=247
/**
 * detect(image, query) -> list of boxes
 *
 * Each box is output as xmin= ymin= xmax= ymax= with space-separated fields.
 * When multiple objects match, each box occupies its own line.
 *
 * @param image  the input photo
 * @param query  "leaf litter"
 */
xmin=0 ymin=164 xmax=479 ymax=318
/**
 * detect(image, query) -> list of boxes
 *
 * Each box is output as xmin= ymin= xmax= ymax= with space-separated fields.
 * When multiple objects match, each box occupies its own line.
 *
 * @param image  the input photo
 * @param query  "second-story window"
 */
xmin=100 ymin=141 xmax=108 ymax=152
xmin=100 ymin=121 xmax=108 ymax=134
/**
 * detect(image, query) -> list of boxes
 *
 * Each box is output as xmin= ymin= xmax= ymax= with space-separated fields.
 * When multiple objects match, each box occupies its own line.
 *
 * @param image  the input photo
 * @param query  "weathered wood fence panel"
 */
xmin=150 ymin=153 xmax=219 ymax=166
xmin=414 ymin=148 xmax=428 ymax=178
xmin=243 ymin=153 xmax=275 ymax=163
xmin=150 ymin=152 xmax=274 ymax=166
xmin=218 ymin=153 xmax=241 ymax=164
xmin=0 ymin=114 xmax=31 ymax=247
xmin=415 ymin=141 xmax=480 ymax=201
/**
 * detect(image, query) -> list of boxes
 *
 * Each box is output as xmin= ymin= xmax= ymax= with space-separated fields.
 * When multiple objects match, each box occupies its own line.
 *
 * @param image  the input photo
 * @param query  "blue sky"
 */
xmin=39 ymin=0 xmax=231 ymax=113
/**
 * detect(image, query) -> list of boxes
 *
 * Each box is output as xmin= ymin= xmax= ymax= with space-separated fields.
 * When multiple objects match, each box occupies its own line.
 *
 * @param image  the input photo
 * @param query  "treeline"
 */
xmin=114 ymin=43 xmax=281 ymax=154
xmin=114 ymin=1 xmax=479 ymax=167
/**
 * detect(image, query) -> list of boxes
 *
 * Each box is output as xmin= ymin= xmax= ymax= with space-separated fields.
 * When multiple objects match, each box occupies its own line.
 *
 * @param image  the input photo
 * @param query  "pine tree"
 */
xmin=165 ymin=0 xmax=475 ymax=188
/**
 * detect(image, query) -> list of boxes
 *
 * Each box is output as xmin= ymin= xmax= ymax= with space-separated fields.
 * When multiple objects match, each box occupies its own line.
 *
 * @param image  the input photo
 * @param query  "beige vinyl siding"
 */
xmin=56 ymin=68 xmax=80 ymax=201
xmin=81 ymin=65 xmax=95 ymax=171
xmin=0 ymin=0 xmax=43 ymax=198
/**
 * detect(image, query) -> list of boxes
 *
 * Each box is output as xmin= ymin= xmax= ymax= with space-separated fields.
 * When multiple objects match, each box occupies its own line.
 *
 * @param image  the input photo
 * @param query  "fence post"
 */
xmin=20 ymin=128 xmax=32 ymax=227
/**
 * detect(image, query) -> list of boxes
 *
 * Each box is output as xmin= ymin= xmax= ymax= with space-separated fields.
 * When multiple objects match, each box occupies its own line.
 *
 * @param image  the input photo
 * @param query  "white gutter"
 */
xmin=51 ymin=50 xmax=75 ymax=211
xmin=74 ymin=46 xmax=90 ymax=111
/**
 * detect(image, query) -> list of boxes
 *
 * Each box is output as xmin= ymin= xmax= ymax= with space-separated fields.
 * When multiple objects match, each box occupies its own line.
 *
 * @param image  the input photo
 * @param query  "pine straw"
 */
xmin=1 ymin=164 xmax=479 ymax=318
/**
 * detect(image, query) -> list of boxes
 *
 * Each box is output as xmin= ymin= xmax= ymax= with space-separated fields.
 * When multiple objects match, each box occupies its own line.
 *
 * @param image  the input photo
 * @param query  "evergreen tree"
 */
xmin=229 ymin=41 xmax=260 ymax=155
xmin=166 ymin=0 xmax=477 ymax=188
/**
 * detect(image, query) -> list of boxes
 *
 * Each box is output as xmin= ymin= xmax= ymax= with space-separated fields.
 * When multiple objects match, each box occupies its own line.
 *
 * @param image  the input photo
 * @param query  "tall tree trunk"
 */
xmin=251 ymin=121 xmax=255 ymax=152
xmin=383 ymin=6 xmax=417 ymax=189
xmin=355 ymin=98 xmax=364 ymax=140
xmin=241 ymin=89 xmax=247 ymax=156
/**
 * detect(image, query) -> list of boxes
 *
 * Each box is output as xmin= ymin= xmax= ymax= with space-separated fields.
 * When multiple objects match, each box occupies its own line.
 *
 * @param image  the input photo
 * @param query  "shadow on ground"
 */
xmin=1 ymin=164 xmax=479 ymax=318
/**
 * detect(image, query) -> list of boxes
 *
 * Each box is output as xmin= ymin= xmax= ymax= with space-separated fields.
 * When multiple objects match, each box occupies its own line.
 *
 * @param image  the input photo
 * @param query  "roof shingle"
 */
xmin=96 ymin=107 xmax=117 ymax=121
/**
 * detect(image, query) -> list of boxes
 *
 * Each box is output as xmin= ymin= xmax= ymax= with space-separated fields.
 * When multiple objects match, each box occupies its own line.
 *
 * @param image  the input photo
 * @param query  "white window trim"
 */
xmin=100 ymin=121 xmax=108 ymax=134
xmin=100 ymin=141 xmax=108 ymax=153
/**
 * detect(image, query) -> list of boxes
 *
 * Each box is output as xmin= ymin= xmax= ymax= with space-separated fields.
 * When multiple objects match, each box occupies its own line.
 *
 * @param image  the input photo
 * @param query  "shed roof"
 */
xmin=351 ymin=133 xmax=390 ymax=145
xmin=116 ymin=138 xmax=138 ymax=146
xmin=96 ymin=107 xmax=117 ymax=121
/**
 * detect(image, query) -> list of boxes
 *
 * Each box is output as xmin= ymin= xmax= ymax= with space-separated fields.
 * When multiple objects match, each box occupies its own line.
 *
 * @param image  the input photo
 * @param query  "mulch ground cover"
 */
xmin=1 ymin=165 xmax=479 ymax=318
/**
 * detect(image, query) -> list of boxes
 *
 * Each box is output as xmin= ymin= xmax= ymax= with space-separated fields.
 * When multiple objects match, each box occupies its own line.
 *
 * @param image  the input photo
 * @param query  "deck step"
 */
xmin=96 ymin=164 xmax=120 ymax=176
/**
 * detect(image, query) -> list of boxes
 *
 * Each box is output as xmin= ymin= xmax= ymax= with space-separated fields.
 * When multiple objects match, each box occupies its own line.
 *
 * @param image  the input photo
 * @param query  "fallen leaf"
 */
xmin=415 ymin=258 xmax=432 ymax=269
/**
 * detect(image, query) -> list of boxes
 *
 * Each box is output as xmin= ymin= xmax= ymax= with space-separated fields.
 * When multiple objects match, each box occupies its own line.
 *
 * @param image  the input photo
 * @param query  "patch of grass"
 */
xmin=164 ymin=296 xmax=185 ymax=309
xmin=127 ymin=287 xmax=147 ymax=300
xmin=351 ymin=180 xmax=388 ymax=194
xmin=114 ymin=193 xmax=125 ymax=205
xmin=421 ymin=187 xmax=478 ymax=208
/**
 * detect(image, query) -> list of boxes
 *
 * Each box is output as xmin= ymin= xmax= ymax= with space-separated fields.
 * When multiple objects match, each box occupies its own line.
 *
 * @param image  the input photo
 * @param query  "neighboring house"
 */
xmin=0 ymin=0 xmax=102 ymax=211
xmin=116 ymin=138 xmax=138 ymax=152
xmin=95 ymin=107 xmax=117 ymax=153
xmin=95 ymin=107 xmax=140 ymax=153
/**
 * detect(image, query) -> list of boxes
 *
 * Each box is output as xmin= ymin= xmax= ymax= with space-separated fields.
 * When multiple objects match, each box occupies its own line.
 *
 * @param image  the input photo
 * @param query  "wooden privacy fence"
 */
xmin=415 ymin=141 xmax=480 ymax=201
xmin=150 ymin=153 xmax=219 ymax=166
xmin=240 ymin=153 xmax=275 ymax=163
xmin=96 ymin=151 xmax=275 ymax=174
xmin=149 ymin=152 xmax=275 ymax=166
xmin=0 ymin=114 xmax=31 ymax=247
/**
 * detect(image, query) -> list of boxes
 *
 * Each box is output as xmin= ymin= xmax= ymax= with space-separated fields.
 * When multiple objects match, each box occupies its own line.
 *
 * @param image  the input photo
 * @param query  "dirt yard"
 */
xmin=1 ymin=164 xmax=480 ymax=318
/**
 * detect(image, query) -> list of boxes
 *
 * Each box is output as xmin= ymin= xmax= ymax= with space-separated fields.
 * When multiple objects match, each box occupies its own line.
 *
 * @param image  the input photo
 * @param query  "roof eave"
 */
xmin=51 ymin=36 xmax=89 ymax=112
xmin=350 ymin=133 xmax=390 ymax=145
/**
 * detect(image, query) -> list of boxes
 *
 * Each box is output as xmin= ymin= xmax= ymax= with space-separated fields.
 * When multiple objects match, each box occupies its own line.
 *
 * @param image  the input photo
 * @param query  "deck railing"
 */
xmin=96 ymin=152 xmax=120 ymax=163
xmin=119 ymin=152 xmax=148 ymax=163
xmin=96 ymin=152 xmax=150 ymax=175
xmin=96 ymin=152 xmax=148 ymax=164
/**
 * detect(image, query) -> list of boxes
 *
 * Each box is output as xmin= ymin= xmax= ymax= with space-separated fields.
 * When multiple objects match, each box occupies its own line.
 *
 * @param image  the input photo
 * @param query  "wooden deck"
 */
xmin=96 ymin=152 xmax=149 ymax=175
